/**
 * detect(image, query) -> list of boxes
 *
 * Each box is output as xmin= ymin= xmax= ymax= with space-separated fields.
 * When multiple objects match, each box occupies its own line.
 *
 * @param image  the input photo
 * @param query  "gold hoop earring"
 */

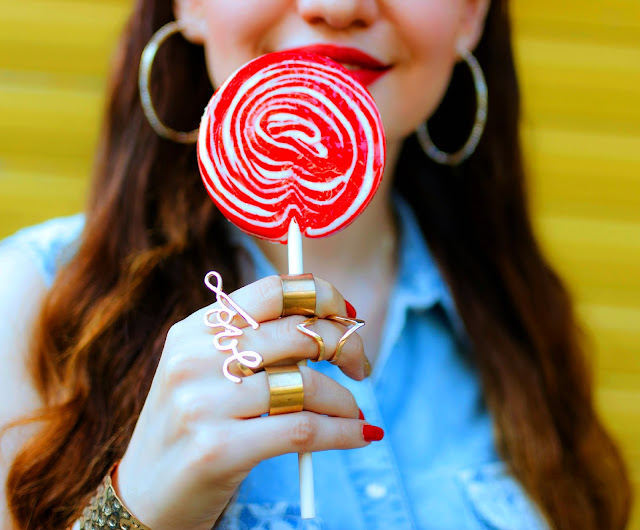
xmin=416 ymin=47 xmax=488 ymax=166
xmin=139 ymin=21 xmax=199 ymax=144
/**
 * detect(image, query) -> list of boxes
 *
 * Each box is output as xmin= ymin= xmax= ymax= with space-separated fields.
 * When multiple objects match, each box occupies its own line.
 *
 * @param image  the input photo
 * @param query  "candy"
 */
xmin=198 ymin=51 xmax=385 ymax=242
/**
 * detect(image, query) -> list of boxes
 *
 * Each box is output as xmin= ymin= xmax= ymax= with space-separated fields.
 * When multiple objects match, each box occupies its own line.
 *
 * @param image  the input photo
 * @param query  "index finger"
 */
xmin=192 ymin=274 xmax=350 ymax=328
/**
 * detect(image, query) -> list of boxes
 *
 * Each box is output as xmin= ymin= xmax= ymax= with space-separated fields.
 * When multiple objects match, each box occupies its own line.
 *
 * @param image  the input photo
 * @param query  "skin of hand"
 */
xmin=114 ymin=275 xmax=371 ymax=530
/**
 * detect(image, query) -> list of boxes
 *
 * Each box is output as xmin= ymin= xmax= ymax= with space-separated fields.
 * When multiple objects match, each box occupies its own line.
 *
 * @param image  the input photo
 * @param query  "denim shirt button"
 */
xmin=365 ymin=483 xmax=388 ymax=499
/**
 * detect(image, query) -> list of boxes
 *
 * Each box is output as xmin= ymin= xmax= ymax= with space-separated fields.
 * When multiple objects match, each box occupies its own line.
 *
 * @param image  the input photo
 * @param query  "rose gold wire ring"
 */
xmin=325 ymin=316 xmax=365 ymax=365
xmin=297 ymin=317 xmax=326 ymax=362
xmin=265 ymin=365 xmax=305 ymax=415
xmin=280 ymin=274 xmax=316 ymax=317
xmin=297 ymin=316 xmax=365 ymax=364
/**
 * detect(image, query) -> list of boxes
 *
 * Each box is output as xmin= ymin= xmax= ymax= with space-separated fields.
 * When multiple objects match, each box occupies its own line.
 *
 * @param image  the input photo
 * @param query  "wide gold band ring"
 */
xmin=280 ymin=274 xmax=316 ymax=317
xmin=265 ymin=365 xmax=305 ymax=415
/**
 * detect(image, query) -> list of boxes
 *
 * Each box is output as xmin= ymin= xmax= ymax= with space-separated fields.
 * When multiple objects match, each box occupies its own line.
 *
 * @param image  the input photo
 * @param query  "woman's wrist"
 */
xmin=76 ymin=462 xmax=152 ymax=530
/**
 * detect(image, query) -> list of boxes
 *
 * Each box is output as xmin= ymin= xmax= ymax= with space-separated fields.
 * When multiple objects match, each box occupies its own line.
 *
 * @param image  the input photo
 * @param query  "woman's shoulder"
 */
xmin=0 ymin=214 xmax=85 ymax=287
xmin=0 ymin=221 xmax=71 ymax=526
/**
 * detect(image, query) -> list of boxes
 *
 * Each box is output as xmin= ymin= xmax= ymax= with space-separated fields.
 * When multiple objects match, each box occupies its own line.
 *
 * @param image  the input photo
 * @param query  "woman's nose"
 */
xmin=297 ymin=0 xmax=379 ymax=30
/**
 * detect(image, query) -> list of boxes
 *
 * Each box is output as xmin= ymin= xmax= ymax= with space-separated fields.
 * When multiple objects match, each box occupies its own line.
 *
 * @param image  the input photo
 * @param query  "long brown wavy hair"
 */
xmin=4 ymin=0 xmax=631 ymax=528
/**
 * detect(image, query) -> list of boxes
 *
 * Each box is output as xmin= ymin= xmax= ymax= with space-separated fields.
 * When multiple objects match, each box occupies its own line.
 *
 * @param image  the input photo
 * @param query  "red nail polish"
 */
xmin=359 ymin=409 xmax=365 ymax=420
xmin=345 ymin=300 xmax=357 ymax=318
xmin=362 ymin=424 xmax=384 ymax=442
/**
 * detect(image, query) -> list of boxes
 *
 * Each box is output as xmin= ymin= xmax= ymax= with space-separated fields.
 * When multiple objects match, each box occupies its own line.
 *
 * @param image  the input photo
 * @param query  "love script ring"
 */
xmin=280 ymin=274 xmax=316 ymax=317
xmin=265 ymin=365 xmax=305 ymax=415
xmin=204 ymin=271 xmax=262 ymax=384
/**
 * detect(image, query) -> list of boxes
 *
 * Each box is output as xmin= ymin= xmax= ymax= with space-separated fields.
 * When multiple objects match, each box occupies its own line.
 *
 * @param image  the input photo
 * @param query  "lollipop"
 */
xmin=198 ymin=51 xmax=385 ymax=242
xmin=198 ymin=50 xmax=385 ymax=519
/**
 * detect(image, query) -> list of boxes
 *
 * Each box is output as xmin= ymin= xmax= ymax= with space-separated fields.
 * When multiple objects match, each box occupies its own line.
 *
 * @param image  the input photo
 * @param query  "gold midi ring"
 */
xmin=234 ymin=360 xmax=259 ymax=378
xmin=281 ymin=274 xmax=316 ymax=317
xmin=297 ymin=317 xmax=326 ymax=362
xmin=265 ymin=365 xmax=305 ymax=415
xmin=325 ymin=316 xmax=365 ymax=365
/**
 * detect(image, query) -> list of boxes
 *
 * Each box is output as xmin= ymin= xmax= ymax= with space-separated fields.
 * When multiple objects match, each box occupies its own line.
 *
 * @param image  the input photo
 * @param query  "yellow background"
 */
xmin=0 ymin=0 xmax=638 ymax=526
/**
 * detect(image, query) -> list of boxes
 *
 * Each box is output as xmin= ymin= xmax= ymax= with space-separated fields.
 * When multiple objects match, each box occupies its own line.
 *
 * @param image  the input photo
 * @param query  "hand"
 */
xmin=114 ymin=275 xmax=372 ymax=530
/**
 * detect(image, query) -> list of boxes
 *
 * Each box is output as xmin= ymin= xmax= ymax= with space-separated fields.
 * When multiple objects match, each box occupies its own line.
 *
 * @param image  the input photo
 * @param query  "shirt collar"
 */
xmin=392 ymin=195 xmax=467 ymax=341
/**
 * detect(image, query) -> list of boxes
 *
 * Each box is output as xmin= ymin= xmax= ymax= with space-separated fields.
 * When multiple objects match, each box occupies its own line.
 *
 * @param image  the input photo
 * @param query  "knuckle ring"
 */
xmin=280 ymin=273 xmax=316 ymax=317
xmin=266 ymin=365 xmax=305 ymax=415
xmin=297 ymin=317 xmax=326 ymax=362
xmin=325 ymin=316 xmax=365 ymax=364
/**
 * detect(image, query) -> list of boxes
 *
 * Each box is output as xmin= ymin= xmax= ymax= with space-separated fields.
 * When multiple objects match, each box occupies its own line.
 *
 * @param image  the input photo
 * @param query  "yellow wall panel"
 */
xmin=519 ymin=40 xmax=640 ymax=133
xmin=0 ymin=0 xmax=639 ymax=526
xmin=0 ymin=2 xmax=129 ymax=75
xmin=0 ymin=78 xmax=103 ymax=156
xmin=512 ymin=0 xmax=640 ymax=525
xmin=513 ymin=0 xmax=640 ymax=46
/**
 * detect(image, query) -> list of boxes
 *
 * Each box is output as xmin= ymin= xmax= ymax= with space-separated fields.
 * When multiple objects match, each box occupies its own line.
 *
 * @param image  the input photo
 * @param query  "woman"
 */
xmin=0 ymin=0 xmax=631 ymax=528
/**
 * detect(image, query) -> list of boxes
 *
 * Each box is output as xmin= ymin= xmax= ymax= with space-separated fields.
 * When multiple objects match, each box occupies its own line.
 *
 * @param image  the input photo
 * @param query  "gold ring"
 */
xmin=326 ymin=316 xmax=365 ymax=364
xmin=234 ymin=360 xmax=258 ymax=378
xmin=297 ymin=317 xmax=326 ymax=362
xmin=265 ymin=365 xmax=304 ymax=415
xmin=281 ymin=274 xmax=316 ymax=317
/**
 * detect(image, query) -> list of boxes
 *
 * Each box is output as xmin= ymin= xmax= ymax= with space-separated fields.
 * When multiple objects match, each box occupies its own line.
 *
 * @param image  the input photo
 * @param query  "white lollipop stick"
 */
xmin=287 ymin=219 xmax=316 ymax=520
xmin=287 ymin=219 xmax=304 ymax=276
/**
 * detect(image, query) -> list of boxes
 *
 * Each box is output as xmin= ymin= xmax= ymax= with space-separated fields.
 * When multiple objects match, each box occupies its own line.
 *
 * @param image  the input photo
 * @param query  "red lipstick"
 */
xmin=285 ymin=44 xmax=391 ymax=87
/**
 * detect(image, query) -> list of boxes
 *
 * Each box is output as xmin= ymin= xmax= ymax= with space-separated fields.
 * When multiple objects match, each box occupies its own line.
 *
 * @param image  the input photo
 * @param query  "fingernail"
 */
xmin=359 ymin=408 xmax=365 ymax=420
xmin=363 ymin=357 xmax=372 ymax=378
xmin=345 ymin=300 xmax=357 ymax=318
xmin=362 ymin=424 xmax=384 ymax=442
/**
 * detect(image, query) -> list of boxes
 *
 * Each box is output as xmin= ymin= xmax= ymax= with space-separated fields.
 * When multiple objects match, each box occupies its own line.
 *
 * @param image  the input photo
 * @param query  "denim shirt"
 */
xmin=2 ymin=206 xmax=549 ymax=530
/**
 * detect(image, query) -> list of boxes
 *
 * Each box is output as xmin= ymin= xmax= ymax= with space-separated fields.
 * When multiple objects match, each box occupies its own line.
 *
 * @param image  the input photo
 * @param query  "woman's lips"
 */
xmin=284 ymin=44 xmax=391 ymax=87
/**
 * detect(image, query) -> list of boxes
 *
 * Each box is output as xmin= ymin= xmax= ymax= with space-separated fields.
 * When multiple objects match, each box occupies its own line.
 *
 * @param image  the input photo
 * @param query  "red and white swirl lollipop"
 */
xmin=198 ymin=50 xmax=385 ymax=242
